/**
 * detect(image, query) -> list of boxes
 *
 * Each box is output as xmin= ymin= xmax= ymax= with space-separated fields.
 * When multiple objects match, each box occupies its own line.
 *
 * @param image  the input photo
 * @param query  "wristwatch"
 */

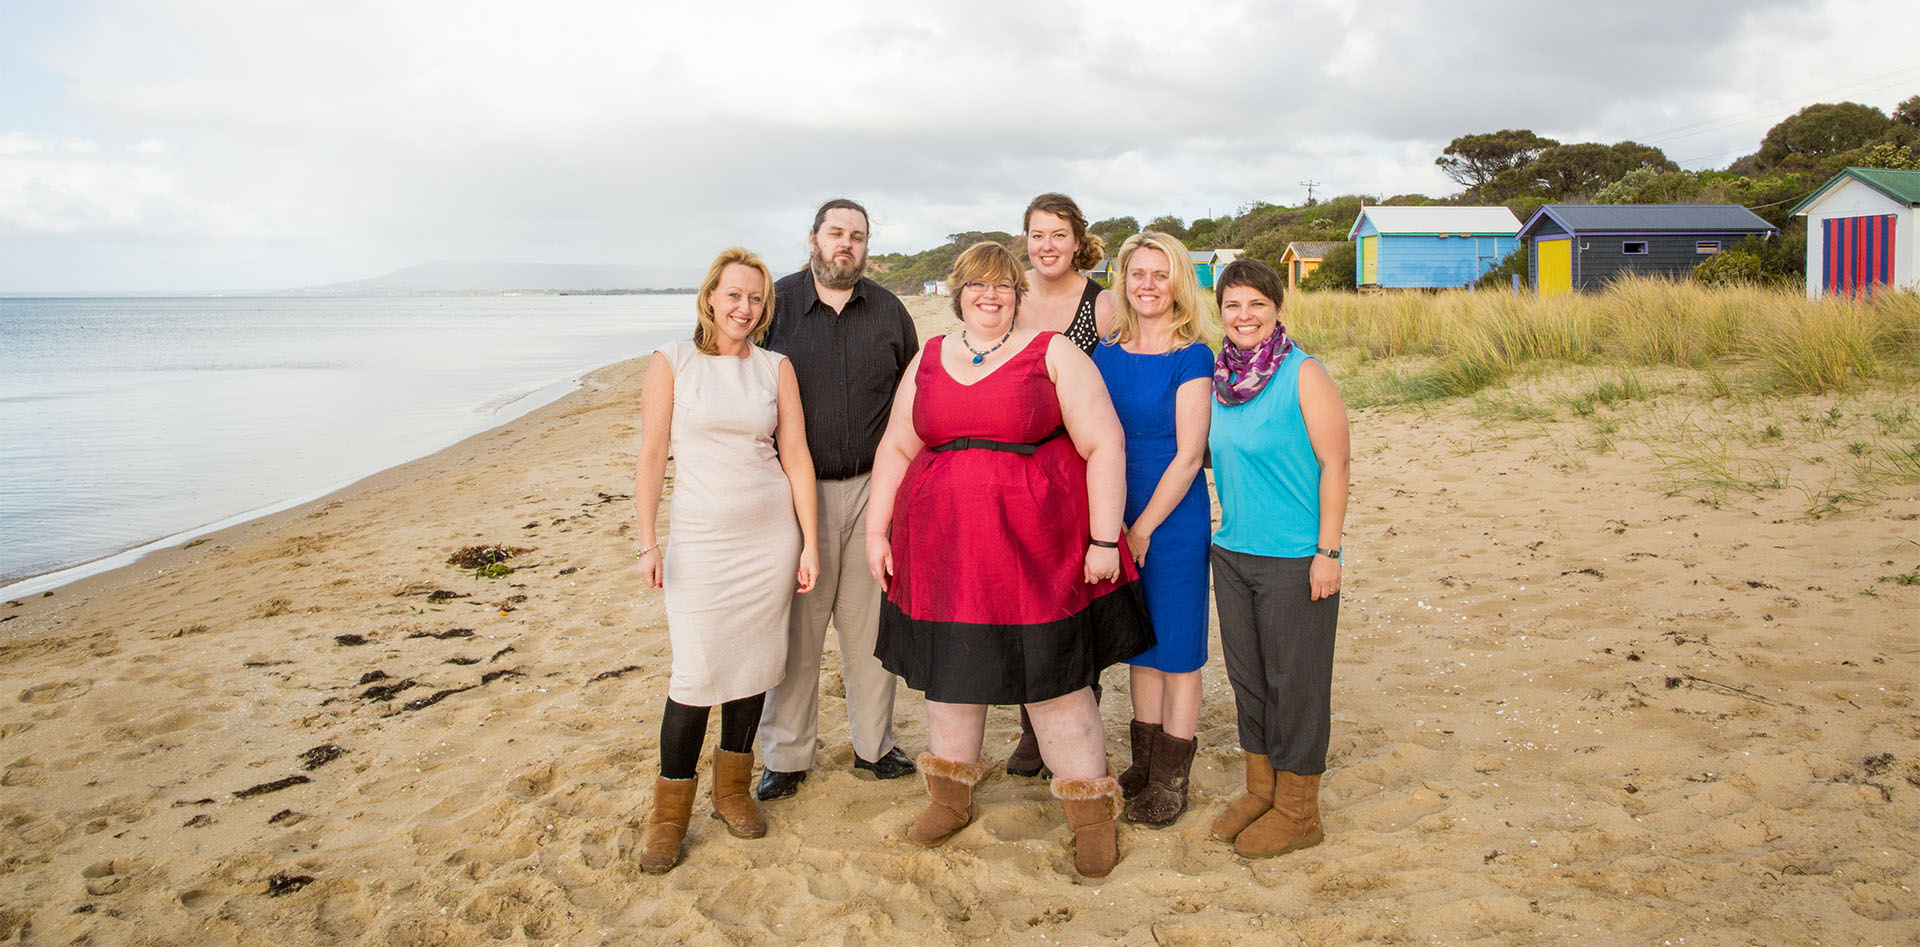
xmin=1316 ymin=547 xmax=1341 ymax=560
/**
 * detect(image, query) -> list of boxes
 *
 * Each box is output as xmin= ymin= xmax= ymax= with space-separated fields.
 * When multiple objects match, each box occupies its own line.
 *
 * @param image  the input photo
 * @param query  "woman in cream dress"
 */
xmin=631 ymin=246 xmax=819 ymax=873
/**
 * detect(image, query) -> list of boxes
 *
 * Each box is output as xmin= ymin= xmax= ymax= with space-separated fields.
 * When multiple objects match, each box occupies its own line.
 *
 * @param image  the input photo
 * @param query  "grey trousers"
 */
xmin=1211 ymin=545 xmax=1339 ymax=775
xmin=758 ymin=475 xmax=900 ymax=771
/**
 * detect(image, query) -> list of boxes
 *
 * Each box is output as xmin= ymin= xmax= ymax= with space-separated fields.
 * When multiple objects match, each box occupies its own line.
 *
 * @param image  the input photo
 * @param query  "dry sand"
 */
xmin=2 ymin=294 xmax=1916 ymax=946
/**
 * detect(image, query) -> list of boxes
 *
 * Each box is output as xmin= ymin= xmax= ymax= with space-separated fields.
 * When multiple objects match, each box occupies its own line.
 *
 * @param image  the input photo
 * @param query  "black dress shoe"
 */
xmin=853 ymin=747 xmax=918 ymax=780
xmin=756 ymin=768 xmax=807 ymax=801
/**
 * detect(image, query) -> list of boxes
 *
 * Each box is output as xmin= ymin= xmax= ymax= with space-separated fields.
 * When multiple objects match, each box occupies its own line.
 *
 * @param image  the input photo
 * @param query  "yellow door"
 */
xmin=1360 ymin=236 xmax=1378 ymax=285
xmin=1537 ymin=238 xmax=1571 ymax=295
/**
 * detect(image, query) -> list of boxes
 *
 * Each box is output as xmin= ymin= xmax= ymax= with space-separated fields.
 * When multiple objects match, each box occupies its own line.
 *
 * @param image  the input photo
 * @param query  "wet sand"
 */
xmin=1 ymin=295 xmax=1915 ymax=945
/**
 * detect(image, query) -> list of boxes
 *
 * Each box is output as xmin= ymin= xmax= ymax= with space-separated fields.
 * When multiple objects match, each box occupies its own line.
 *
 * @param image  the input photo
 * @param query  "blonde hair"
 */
xmin=1022 ymin=192 xmax=1105 ymax=272
xmin=1108 ymin=231 xmax=1220 ymax=349
xmin=693 ymin=247 xmax=776 ymax=355
xmin=947 ymin=241 xmax=1028 ymax=320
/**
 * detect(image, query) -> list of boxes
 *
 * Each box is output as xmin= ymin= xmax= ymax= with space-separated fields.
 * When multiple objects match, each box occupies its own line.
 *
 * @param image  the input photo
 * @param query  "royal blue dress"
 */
xmin=1091 ymin=339 xmax=1215 ymax=673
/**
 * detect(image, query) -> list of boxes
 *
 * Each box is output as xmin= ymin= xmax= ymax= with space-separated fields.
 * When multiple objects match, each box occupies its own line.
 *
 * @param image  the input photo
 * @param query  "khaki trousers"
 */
xmin=758 ymin=475 xmax=899 ymax=771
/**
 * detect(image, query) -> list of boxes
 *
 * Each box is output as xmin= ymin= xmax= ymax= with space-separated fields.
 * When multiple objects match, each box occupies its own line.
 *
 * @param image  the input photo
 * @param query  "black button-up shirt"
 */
xmin=765 ymin=269 xmax=919 ymax=481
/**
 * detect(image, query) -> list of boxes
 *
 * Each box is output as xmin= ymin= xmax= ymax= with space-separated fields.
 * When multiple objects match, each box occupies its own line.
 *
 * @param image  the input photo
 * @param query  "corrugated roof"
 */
xmin=1519 ymin=204 xmax=1776 ymax=238
xmin=1348 ymin=205 xmax=1520 ymax=238
xmin=1281 ymin=241 xmax=1342 ymax=260
xmin=1789 ymin=167 xmax=1920 ymax=217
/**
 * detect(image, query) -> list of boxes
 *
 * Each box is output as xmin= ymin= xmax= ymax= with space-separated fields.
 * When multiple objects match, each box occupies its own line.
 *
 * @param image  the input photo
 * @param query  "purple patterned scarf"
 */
xmin=1213 ymin=324 xmax=1293 ymax=405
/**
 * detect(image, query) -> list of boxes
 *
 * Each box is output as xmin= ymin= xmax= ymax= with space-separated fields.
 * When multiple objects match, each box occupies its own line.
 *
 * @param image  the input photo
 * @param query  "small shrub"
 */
xmin=1692 ymin=249 xmax=1764 ymax=287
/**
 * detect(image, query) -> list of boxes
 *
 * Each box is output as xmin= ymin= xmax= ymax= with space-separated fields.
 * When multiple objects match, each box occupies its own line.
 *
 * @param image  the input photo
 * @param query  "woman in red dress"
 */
xmin=866 ymin=241 xmax=1152 ymax=879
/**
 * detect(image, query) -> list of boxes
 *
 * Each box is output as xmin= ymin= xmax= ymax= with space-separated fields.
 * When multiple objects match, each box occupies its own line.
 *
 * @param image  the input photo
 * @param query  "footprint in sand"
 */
xmin=18 ymin=678 xmax=92 ymax=703
xmin=1 ymin=756 xmax=45 ymax=787
xmin=82 ymin=858 xmax=139 ymax=896
xmin=977 ymin=801 xmax=1056 ymax=843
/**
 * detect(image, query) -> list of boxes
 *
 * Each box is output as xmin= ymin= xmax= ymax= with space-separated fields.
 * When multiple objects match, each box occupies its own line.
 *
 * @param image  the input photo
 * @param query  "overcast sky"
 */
xmin=3 ymin=0 xmax=1917 ymax=293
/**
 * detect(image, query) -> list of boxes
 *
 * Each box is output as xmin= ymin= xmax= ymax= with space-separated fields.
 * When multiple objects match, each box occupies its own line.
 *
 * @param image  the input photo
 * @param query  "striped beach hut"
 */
xmin=1516 ymin=204 xmax=1777 ymax=295
xmin=1790 ymin=166 xmax=1920 ymax=298
xmin=1347 ymin=206 xmax=1520 ymax=288
xmin=1279 ymin=241 xmax=1340 ymax=291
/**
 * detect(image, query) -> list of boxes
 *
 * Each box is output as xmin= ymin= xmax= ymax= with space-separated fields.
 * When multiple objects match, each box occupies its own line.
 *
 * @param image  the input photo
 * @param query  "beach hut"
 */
xmin=1278 ymin=241 xmax=1340 ymax=292
xmin=1346 ymin=206 xmax=1520 ymax=288
xmin=1190 ymin=253 xmax=1217 ymax=290
xmin=1789 ymin=166 xmax=1920 ymax=299
xmin=1208 ymin=249 xmax=1243 ymax=286
xmin=922 ymin=280 xmax=940 ymax=296
xmin=1088 ymin=257 xmax=1115 ymax=287
xmin=1516 ymin=204 xmax=1778 ymax=295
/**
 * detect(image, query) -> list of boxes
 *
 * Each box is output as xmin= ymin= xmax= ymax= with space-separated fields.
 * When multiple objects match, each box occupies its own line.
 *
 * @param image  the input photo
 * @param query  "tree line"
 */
xmin=869 ymin=95 xmax=1919 ymax=294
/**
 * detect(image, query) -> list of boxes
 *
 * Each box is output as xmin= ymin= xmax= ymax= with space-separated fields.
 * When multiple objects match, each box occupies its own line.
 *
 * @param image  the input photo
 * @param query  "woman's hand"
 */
xmin=1083 ymin=544 xmax=1121 ymax=584
xmin=1125 ymin=525 xmax=1151 ymax=567
xmin=636 ymin=547 xmax=663 ymax=589
xmin=866 ymin=532 xmax=893 ymax=589
xmin=796 ymin=542 xmax=820 ymax=593
xmin=1309 ymin=554 xmax=1341 ymax=601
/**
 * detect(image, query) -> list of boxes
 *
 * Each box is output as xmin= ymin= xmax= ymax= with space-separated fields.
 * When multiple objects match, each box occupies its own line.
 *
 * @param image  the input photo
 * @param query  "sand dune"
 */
xmin=2 ymin=295 xmax=1915 ymax=945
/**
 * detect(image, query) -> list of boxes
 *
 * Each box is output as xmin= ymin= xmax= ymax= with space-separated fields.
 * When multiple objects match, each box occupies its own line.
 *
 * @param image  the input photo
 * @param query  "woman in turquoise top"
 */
xmin=1205 ymin=258 xmax=1350 ymax=859
xmin=1090 ymin=231 xmax=1218 ymax=829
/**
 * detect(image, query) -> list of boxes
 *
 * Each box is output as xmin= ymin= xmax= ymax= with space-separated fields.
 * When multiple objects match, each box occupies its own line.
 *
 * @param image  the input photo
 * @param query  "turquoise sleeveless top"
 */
xmin=1208 ymin=346 xmax=1322 ymax=558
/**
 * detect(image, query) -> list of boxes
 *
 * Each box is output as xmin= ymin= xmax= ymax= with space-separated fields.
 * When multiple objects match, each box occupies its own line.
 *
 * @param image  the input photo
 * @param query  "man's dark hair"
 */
xmin=811 ymin=198 xmax=869 ymax=235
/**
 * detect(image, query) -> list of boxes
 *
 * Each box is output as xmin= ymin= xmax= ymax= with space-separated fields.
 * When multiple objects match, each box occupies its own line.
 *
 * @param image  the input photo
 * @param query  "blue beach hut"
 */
xmin=1347 ymin=206 xmax=1521 ymax=288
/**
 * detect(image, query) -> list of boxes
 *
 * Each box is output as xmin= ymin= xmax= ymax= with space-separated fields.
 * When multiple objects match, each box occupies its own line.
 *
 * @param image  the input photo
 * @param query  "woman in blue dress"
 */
xmin=1090 ymin=231 xmax=1219 ymax=828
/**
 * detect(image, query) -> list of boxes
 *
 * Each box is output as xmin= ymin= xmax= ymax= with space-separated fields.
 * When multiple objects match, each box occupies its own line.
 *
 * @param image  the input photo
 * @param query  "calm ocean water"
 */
xmin=0 ymin=294 xmax=693 ymax=594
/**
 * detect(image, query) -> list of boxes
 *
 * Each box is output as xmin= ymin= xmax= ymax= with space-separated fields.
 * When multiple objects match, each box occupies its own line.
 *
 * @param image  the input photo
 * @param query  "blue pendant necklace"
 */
xmin=959 ymin=327 xmax=1013 ymax=366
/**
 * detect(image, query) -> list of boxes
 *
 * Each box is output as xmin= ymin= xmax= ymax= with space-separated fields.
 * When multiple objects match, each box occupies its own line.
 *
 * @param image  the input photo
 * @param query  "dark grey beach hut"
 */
xmin=1516 ymin=204 xmax=1777 ymax=294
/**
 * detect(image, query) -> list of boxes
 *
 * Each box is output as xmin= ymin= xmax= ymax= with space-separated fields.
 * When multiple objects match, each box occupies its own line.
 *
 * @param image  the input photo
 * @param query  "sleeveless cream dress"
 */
xmin=658 ymin=340 xmax=800 ymax=705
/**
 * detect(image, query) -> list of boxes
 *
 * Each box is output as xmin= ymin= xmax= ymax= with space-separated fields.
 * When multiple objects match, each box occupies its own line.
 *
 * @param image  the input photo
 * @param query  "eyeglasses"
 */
xmin=961 ymin=280 xmax=1016 ymax=295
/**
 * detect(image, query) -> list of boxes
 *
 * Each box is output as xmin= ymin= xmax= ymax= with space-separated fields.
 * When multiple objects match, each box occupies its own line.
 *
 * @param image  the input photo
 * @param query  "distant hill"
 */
xmin=290 ymin=261 xmax=706 ymax=295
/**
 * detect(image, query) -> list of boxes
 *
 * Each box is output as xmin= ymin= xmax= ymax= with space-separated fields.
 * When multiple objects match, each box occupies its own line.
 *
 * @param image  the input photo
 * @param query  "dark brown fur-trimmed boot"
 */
xmin=1053 ymin=774 xmax=1123 ymax=878
xmin=1234 ymin=770 xmax=1323 ymax=858
xmin=640 ymin=776 xmax=697 ymax=874
xmin=1209 ymin=751 xmax=1274 ymax=842
xmin=1123 ymin=728 xmax=1195 ymax=828
xmin=1115 ymin=720 xmax=1161 ymax=801
xmin=1006 ymin=707 xmax=1048 ymax=778
xmin=908 ymin=754 xmax=984 ymax=847
xmin=709 ymin=748 xmax=767 ymax=839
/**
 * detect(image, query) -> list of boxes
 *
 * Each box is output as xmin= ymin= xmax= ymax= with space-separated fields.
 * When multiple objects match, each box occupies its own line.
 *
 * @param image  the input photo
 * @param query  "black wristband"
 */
xmin=1088 ymin=538 xmax=1119 ymax=549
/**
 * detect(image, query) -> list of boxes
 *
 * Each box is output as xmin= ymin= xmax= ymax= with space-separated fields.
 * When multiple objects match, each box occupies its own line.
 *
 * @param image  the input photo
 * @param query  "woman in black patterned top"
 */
xmin=1019 ymin=193 xmax=1115 ymax=355
xmin=1005 ymin=192 xmax=1119 ymax=777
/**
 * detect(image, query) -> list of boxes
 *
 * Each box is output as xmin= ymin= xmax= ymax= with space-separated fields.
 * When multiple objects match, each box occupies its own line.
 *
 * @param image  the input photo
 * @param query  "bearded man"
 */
xmin=756 ymin=198 xmax=920 ymax=800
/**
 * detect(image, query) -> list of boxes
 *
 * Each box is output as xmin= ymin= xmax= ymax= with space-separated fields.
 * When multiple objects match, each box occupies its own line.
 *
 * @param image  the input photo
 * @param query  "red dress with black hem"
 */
xmin=874 ymin=332 xmax=1153 ymax=705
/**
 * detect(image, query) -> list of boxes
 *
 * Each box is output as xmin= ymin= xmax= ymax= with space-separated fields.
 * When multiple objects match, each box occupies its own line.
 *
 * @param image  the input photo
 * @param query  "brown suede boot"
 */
xmin=909 ymin=754 xmax=984 ymax=847
xmin=1053 ymin=774 xmax=1123 ymax=878
xmin=640 ymin=776 xmax=697 ymax=874
xmin=1123 ymin=729 xmax=1195 ymax=828
xmin=1006 ymin=707 xmax=1048 ymax=778
xmin=709 ymin=748 xmax=767 ymax=839
xmin=1233 ymin=770 xmax=1323 ymax=858
xmin=1209 ymin=751 xmax=1274 ymax=842
xmin=1115 ymin=720 xmax=1161 ymax=801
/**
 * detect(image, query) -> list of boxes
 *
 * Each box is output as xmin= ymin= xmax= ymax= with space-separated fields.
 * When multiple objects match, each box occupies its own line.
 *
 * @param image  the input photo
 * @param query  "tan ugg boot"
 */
xmin=710 ymin=748 xmax=767 ymax=839
xmin=1053 ymin=774 xmax=1123 ymax=878
xmin=1233 ymin=770 xmax=1323 ymax=858
xmin=640 ymin=776 xmax=697 ymax=874
xmin=1123 ymin=729 xmax=1195 ymax=828
xmin=908 ymin=754 xmax=984 ymax=847
xmin=1115 ymin=720 xmax=1161 ymax=801
xmin=1209 ymin=751 xmax=1274 ymax=842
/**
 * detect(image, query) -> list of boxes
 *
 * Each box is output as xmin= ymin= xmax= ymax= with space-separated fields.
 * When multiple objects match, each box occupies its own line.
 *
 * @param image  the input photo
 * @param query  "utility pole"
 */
xmin=1299 ymin=180 xmax=1321 ymax=205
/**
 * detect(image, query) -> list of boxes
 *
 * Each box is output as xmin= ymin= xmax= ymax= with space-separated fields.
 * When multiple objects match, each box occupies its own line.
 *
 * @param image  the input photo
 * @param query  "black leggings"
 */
xmin=658 ymin=693 xmax=766 ymax=780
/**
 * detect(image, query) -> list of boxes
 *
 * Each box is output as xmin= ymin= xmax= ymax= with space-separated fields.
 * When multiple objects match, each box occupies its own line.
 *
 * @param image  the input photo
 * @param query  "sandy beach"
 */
xmin=2 ymin=293 xmax=1916 ymax=946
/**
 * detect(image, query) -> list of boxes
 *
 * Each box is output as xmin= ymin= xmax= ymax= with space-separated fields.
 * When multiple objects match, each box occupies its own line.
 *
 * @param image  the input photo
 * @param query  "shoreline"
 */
xmin=0 ymin=294 xmax=1914 ymax=945
xmin=0 ymin=362 xmax=627 ymax=602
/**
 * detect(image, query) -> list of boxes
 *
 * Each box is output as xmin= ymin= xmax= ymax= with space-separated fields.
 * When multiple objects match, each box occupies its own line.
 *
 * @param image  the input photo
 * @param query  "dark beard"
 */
xmin=810 ymin=247 xmax=865 ymax=291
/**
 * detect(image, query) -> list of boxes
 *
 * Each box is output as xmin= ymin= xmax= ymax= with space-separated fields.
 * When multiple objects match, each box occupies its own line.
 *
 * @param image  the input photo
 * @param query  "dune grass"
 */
xmin=1289 ymin=276 xmax=1919 ymax=406
xmin=1286 ymin=278 xmax=1920 ymax=514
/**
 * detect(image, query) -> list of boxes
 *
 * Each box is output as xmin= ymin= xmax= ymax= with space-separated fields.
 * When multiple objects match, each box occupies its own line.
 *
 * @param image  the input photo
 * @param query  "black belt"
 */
xmin=929 ymin=427 xmax=1064 ymax=456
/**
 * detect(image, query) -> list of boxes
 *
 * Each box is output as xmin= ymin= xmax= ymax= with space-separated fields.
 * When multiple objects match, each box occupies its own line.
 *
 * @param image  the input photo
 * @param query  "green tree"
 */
xmin=1299 ymin=242 xmax=1356 ymax=292
xmin=1087 ymin=216 xmax=1139 ymax=250
xmin=1492 ymin=141 xmax=1677 ymax=200
xmin=1473 ymin=245 xmax=1528 ymax=291
xmin=1750 ymin=102 xmax=1891 ymax=169
xmin=1850 ymin=140 xmax=1920 ymax=170
xmin=1435 ymin=129 xmax=1559 ymax=189
xmin=1146 ymin=215 xmax=1191 ymax=242
xmin=1895 ymin=95 xmax=1920 ymax=128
